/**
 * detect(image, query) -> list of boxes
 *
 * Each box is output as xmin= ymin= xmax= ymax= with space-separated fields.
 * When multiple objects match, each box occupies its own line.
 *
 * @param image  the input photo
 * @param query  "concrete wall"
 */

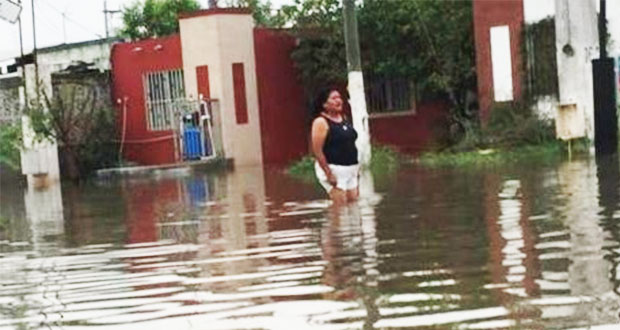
xmin=555 ymin=0 xmax=598 ymax=140
xmin=17 ymin=39 xmax=116 ymax=181
xmin=0 ymin=75 xmax=22 ymax=124
xmin=180 ymin=9 xmax=263 ymax=167
xmin=24 ymin=39 xmax=115 ymax=102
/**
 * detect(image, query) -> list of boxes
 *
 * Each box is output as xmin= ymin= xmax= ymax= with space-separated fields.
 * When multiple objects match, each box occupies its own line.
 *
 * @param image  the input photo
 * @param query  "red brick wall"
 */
xmin=473 ymin=0 xmax=524 ymax=122
xmin=111 ymin=35 xmax=183 ymax=165
xmin=254 ymin=28 xmax=308 ymax=165
xmin=369 ymin=101 xmax=450 ymax=154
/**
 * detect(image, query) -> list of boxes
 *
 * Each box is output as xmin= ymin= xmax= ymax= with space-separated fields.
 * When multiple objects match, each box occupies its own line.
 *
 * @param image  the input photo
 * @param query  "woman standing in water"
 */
xmin=311 ymin=88 xmax=360 ymax=205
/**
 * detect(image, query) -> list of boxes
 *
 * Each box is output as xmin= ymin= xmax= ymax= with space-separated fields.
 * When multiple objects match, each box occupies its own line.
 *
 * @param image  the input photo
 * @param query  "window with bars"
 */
xmin=365 ymin=76 xmax=416 ymax=114
xmin=143 ymin=69 xmax=186 ymax=131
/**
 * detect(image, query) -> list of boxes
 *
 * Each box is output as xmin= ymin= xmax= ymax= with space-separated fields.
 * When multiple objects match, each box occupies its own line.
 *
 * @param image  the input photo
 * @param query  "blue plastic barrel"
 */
xmin=183 ymin=128 xmax=203 ymax=160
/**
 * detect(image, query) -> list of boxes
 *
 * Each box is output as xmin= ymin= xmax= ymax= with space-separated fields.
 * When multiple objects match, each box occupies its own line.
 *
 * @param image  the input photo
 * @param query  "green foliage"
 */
xmin=419 ymin=142 xmax=564 ymax=168
xmin=27 ymin=77 xmax=119 ymax=180
xmin=282 ymin=0 xmax=476 ymax=121
xmin=287 ymin=154 xmax=315 ymax=182
xmin=369 ymin=144 xmax=401 ymax=174
xmin=287 ymin=0 xmax=347 ymax=96
xmin=523 ymin=17 xmax=559 ymax=99
xmin=0 ymin=216 xmax=10 ymax=233
xmin=360 ymin=0 xmax=476 ymax=107
xmin=0 ymin=123 xmax=22 ymax=170
xmin=286 ymin=144 xmax=402 ymax=182
xmin=226 ymin=0 xmax=289 ymax=27
xmin=419 ymin=101 xmax=567 ymax=168
xmin=119 ymin=0 xmax=201 ymax=39
xmin=483 ymin=102 xmax=556 ymax=148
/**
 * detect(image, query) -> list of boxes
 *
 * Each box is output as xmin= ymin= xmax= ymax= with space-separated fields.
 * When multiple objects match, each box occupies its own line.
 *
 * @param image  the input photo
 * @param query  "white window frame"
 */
xmin=143 ymin=69 xmax=185 ymax=131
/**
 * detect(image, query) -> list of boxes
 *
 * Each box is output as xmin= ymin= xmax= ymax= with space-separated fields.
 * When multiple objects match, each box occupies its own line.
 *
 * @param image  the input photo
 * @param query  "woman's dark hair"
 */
xmin=312 ymin=87 xmax=339 ymax=118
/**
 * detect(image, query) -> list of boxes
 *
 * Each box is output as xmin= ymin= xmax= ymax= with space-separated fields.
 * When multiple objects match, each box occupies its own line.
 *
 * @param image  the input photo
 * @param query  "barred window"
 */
xmin=143 ymin=69 xmax=185 ymax=130
xmin=366 ymin=76 xmax=416 ymax=114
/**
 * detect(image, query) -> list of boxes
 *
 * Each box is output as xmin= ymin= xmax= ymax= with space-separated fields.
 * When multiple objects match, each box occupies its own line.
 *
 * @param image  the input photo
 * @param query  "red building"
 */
xmin=111 ymin=9 xmax=449 ymax=167
xmin=473 ymin=0 xmax=524 ymax=122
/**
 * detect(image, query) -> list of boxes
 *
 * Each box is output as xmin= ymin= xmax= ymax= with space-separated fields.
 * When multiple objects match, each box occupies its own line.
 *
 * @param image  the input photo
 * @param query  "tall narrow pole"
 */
xmin=62 ymin=12 xmax=67 ymax=43
xmin=592 ymin=0 xmax=618 ymax=155
xmin=343 ymin=0 xmax=371 ymax=165
xmin=599 ymin=0 xmax=607 ymax=58
xmin=104 ymin=0 xmax=109 ymax=38
xmin=31 ymin=0 xmax=39 ymax=100
xmin=17 ymin=0 xmax=28 ymax=103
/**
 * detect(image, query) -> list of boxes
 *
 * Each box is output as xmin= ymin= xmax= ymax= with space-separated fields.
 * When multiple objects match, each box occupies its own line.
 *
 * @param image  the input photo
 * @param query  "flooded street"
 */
xmin=1 ymin=157 xmax=620 ymax=329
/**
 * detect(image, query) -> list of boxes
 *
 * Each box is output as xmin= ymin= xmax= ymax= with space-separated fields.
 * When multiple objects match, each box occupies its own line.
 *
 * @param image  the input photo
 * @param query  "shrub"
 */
xmin=0 ymin=123 xmax=22 ymax=170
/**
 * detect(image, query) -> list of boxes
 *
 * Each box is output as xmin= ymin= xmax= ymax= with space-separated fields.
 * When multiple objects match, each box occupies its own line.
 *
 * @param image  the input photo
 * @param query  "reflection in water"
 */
xmin=1 ymin=159 xmax=620 ymax=329
xmin=24 ymin=182 xmax=64 ymax=252
xmin=597 ymin=155 xmax=620 ymax=295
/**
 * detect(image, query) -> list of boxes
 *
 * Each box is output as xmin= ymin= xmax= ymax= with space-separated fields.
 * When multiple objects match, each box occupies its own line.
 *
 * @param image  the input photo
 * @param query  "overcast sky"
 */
xmin=1 ymin=0 xmax=619 ymax=63
xmin=0 ymin=0 xmax=293 ymax=61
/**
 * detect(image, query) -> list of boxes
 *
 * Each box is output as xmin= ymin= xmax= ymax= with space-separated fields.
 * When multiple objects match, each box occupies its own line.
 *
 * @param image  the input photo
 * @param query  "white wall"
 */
xmin=524 ymin=0 xmax=620 ymax=56
xmin=555 ymin=0 xmax=598 ymax=140
xmin=524 ymin=0 xmax=619 ymax=134
xmin=19 ymin=39 xmax=115 ymax=181
xmin=180 ymin=12 xmax=264 ymax=167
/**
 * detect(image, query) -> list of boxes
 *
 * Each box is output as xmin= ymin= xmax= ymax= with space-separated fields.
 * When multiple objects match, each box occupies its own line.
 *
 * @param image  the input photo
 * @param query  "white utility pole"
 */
xmin=343 ymin=0 xmax=371 ymax=166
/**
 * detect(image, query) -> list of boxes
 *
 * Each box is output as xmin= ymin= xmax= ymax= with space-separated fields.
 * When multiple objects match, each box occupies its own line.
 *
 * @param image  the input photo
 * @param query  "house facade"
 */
xmin=111 ymin=9 xmax=310 ymax=167
xmin=111 ymin=8 xmax=451 ymax=168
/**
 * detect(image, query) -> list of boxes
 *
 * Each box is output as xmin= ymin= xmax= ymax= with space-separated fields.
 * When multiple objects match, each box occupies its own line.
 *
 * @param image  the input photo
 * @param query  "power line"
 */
xmin=36 ymin=0 xmax=104 ymax=39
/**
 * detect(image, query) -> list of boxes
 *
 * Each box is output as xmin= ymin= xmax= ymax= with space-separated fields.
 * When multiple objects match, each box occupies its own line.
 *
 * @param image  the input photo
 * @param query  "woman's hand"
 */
xmin=327 ymin=172 xmax=337 ymax=187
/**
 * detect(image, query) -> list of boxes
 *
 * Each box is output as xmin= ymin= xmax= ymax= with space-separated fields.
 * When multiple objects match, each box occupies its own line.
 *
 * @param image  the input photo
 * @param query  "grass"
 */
xmin=418 ymin=139 xmax=591 ymax=168
xmin=418 ymin=101 xmax=594 ymax=168
xmin=287 ymin=144 xmax=403 ymax=182
xmin=0 ymin=216 xmax=9 ymax=236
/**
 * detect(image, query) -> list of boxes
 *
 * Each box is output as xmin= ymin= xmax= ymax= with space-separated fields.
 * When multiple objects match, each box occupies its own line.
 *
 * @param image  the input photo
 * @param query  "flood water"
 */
xmin=1 ymin=156 xmax=620 ymax=329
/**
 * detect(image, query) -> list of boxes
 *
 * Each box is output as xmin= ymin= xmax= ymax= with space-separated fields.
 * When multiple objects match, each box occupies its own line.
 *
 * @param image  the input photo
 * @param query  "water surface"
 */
xmin=1 ymin=157 xmax=620 ymax=329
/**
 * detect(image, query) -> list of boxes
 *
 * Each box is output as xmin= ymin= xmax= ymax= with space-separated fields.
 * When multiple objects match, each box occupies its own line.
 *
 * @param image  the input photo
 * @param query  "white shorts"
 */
xmin=315 ymin=162 xmax=360 ymax=193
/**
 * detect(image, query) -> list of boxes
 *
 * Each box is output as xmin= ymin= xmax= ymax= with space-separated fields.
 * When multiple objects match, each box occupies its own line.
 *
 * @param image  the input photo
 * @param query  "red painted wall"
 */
xmin=473 ymin=0 xmax=524 ymax=122
xmin=111 ymin=35 xmax=183 ymax=165
xmin=124 ymin=179 xmax=181 ymax=244
xmin=232 ymin=63 xmax=249 ymax=125
xmin=254 ymin=28 xmax=308 ymax=165
xmin=369 ymin=101 xmax=450 ymax=154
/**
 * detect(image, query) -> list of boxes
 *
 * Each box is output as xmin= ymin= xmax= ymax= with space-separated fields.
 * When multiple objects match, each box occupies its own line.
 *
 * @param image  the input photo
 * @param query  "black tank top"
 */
xmin=322 ymin=115 xmax=358 ymax=165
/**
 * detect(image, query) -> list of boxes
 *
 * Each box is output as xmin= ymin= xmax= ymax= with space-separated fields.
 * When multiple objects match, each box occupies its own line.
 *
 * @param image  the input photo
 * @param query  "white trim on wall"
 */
xmin=490 ymin=25 xmax=514 ymax=102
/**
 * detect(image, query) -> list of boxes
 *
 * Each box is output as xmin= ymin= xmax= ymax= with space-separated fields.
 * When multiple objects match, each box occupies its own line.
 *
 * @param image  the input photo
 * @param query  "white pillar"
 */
xmin=555 ymin=0 xmax=599 ymax=141
xmin=348 ymin=71 xmax=371 ymax=166
xmin=20 ymin=115 xmax=61 ymax=186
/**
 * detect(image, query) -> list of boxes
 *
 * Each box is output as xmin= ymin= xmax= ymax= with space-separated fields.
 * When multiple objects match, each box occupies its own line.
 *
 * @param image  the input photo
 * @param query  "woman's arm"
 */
xmin=311 ymin=117 xmax=337 ymax=187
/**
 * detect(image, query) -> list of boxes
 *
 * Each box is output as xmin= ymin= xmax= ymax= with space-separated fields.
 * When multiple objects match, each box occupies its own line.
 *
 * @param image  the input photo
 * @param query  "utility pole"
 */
xmin=31 ymin=0 xmax=39 ymax=101
xmin=343 ymin=0 xmax=371 ymax=165
xmin=62 ymin=12 xmax=66 ymax=43
xmin=16 ymin=0 xmax=27 ymax=103
xmin=592 ymin=0 xmax=618 ymax=155
xmin=103 ymin=0 xmax=120 ymax=39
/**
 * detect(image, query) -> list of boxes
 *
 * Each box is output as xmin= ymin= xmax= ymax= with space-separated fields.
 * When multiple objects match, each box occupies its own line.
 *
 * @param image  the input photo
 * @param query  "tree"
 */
xmin=278 ymin=0 xmax=476 ymax=134
xmin=224 ymin=0 xmax=289 ymax=27
xmin=28 ymin=71 xmax=118 ymax=181
xmin=359 ymin=0 xmax=477 ymax=121
xmin=286 ymin=0 xmax=348 ymax=96
xmin=119 ymin=0 xmax=201 ymax=39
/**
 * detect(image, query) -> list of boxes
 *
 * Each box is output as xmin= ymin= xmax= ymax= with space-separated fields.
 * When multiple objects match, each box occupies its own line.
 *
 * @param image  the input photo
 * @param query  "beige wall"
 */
xmin=180 ymin=12 xmax=263 ymax=166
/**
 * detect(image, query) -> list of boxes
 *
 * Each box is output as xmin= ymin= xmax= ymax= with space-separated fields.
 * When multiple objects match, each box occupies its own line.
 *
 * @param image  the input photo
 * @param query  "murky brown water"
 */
xmin=1 ymin=156 xmax=620 ymax=329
